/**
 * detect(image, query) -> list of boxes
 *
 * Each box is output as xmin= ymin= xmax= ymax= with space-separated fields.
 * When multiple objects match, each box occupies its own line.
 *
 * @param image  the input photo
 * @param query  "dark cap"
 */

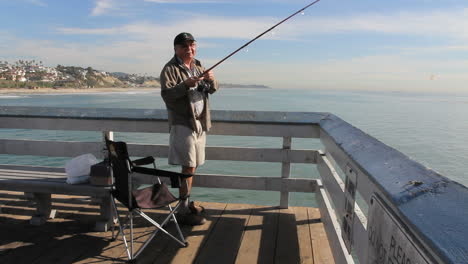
xmin=174 ymin=32 xmax=195 ymax=46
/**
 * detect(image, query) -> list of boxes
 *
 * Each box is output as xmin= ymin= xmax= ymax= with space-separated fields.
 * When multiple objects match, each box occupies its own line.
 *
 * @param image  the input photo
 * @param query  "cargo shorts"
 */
xmin=168 ymin=120 xmax=206 ymax=168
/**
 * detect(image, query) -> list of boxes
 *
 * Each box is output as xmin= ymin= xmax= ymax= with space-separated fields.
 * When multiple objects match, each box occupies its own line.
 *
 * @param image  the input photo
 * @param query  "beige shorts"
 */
xmin=168 ymin=121 xmax=206 ymax=168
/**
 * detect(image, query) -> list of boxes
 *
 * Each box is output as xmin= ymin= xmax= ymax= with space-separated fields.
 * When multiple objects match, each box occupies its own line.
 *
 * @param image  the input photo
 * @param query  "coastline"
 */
xmin=0 ymin=86 xmax=271 ymax=95
xmin=0 ymin=87 xmax=159 ymax=95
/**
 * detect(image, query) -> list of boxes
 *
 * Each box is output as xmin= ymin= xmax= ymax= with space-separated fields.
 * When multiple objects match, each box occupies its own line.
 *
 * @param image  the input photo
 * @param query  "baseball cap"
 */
xmin=174 ymin=32 xmax=195 ymax=46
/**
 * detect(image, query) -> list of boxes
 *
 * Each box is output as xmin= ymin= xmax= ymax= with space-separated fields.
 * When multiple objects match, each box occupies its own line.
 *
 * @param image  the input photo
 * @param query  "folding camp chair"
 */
xmin=106 ymin=139 xmax=191 ymax=261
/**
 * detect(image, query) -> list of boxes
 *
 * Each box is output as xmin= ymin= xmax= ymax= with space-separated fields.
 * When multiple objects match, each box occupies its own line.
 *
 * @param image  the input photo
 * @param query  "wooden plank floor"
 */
xmin=0 ymin=190 xmax=334 ymax=264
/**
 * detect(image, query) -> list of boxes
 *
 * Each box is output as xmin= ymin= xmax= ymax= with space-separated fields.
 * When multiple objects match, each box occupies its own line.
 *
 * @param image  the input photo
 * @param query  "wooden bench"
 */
xmin=0 ymin=164 xmax=113 ymax=231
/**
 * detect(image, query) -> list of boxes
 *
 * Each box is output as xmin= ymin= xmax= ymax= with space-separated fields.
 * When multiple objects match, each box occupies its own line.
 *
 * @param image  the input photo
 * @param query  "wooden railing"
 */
xmin=0 ymin=106 xmax=467 ymax=264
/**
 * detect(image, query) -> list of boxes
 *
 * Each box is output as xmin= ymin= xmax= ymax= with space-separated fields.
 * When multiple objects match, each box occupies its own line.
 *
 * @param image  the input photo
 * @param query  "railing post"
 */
xmin=93 ymin=130 xmax=115 ymax=232
xmin=103 ymin=131 xmax=114 ymax=141
xmin=98 ymin=131 xmax=113 ymax=159
xmin=280 ymin=136 xmax=291 ymax=208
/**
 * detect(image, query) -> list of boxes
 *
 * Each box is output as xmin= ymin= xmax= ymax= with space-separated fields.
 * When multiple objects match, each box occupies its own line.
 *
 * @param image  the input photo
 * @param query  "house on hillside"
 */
xmin=41 ymin=73 xmax=56 ymax=82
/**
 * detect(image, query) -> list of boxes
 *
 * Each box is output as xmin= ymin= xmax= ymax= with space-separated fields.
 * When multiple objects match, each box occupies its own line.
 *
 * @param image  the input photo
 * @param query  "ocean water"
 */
xmin=1 ymin=89 xmax=467 ymax=206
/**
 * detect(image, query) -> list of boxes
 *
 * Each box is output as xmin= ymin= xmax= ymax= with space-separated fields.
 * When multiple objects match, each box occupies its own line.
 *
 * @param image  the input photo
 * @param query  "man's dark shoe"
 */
xmin=176 ymin=212 xmax=206 ymax=226
xmin=189 ymin=201 xmax=205 ymax=215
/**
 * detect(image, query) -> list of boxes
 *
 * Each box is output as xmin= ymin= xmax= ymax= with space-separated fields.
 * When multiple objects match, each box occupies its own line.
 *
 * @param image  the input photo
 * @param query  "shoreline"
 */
xmin=0 ymin=87 xmax=159 ymax=95
xmin=0 ymin=86 xmax=271 ymax=95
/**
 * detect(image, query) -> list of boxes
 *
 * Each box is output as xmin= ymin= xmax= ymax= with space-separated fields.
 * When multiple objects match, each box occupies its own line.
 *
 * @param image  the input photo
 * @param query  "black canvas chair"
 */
xmin=106 ymin=138 xmax=191 ymax=261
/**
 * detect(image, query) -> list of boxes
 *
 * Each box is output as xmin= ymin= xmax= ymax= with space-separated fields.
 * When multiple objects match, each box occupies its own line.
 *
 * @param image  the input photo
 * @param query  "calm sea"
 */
xmin=1 ymin=89 xmax=467 ymax=206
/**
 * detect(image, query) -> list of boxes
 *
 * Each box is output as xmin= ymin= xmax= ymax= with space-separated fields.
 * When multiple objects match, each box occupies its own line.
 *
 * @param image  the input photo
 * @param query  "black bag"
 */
xmin=132 ymin=183 xmax=177 ymax=208
xmin=90 ymin=160 xmax=113 ymax=186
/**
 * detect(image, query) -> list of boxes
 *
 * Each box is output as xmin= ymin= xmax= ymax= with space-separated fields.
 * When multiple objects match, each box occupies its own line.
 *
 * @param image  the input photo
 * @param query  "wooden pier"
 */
xmin=2 ymin=107 xmax=468 ymax=263
xmin=0 ymin=190 xmax=334 ymax=264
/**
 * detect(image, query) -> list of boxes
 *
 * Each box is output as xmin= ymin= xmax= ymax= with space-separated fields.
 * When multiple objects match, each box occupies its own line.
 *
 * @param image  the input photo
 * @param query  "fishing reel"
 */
xmin=197 ymin=80 xmax=210 ymax=93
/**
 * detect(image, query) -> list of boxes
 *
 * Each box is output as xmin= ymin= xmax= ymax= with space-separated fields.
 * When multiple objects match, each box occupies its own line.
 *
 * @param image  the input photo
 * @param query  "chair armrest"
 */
xmin=132 ymin=166 xmax=193 ymax=188
xmin=132 ymin=156 xmax=155 ymax=166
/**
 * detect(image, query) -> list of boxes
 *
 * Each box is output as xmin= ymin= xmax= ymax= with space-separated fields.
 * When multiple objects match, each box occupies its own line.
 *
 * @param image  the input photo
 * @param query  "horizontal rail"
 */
xmin=0 ymin=164 xmax=317 ymax=194
xmin=0 ymin=106 xmax=327 ymax=124
xmin=0 ymin=139 xmax=103 ymax=158
xmin=0 ymin=107 xmax=324 ymax=138
xmin=134 ymin=173 xmax=318 ymax=193
xmin=0 ymin=117 xmax=319 ymax=137
xmin=211 ymin=122 xmax=319 ymax=138
xmin=0 ymin=139 xmax=319 ymax=164
xmin=0 ymin=116 xmax=171 ymax=133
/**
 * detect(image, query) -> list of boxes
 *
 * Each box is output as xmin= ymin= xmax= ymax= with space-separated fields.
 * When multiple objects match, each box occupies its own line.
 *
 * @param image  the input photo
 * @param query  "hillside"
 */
xmin=54 ymin=66 xmax=160 ymax=88
xmin=0 ymin=61 xmax=161 ymax=89
xmin=0 ymin=60 xmax=269 ymax=89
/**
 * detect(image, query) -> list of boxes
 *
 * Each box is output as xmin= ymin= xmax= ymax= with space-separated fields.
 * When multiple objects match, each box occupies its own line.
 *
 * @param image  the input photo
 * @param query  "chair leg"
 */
xmin=111 ymin=198 xmax=133 ymax=260
xmin=113 ymin=211 xmax=132 ymax=239
xmin=130 ymin=211 xmax=134 ymax=259
xmin=111 ymin=198 xmax=126 ymax=240
xmin=134 ymin=211 xmax=187 ymax=256
xmin=113 ymin=202 xmax=188 ymax=260
xmin=132 ymin=203 xmax=187 ymax=258
xmin=137 ymin=204 xmax=187 ymax=247
xmin=169 ymin=202 xmax=185 ymax=243
xmin=110 ymin=198 xmax=119 ymax=240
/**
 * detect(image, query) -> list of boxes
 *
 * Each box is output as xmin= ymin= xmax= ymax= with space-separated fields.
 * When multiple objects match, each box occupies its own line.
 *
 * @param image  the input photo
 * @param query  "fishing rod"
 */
xmin=199 ymin=0 xmax=322 ymax=77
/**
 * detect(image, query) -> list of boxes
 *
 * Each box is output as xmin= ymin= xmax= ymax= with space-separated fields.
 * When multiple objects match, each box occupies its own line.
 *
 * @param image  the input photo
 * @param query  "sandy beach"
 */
xmin=0 ymin=87 xmax=159 ymax=94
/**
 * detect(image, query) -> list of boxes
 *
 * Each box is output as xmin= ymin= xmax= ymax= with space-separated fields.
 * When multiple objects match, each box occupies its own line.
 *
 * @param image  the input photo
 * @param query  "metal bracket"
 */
xmin=342 ymin=163 xmax=358 ymax=253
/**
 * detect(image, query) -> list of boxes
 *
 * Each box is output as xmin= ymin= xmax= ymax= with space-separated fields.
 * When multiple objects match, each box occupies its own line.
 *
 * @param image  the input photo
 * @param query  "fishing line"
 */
xmin=199 ymin=0 xmax=322 ymax=77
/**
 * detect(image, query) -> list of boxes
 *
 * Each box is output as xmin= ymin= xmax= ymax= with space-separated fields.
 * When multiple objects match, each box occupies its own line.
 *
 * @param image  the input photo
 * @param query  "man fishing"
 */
xmin=160 ymin=32 xmax=219 ymax=226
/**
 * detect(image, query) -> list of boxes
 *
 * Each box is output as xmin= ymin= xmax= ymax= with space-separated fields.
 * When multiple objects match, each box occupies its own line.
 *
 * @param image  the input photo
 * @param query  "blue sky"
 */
xmin=1 ymin=0 xmax=467 ymax=92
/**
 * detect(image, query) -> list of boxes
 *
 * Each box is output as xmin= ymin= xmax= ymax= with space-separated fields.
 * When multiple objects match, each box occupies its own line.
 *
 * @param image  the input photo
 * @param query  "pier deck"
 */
xmin=0 ymin=190 xmax=334 ymax=264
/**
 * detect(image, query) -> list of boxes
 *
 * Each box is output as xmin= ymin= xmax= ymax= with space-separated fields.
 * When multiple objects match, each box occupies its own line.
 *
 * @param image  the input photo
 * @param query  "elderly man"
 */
xmin=160 ymin=32 xmax=219 ymax=225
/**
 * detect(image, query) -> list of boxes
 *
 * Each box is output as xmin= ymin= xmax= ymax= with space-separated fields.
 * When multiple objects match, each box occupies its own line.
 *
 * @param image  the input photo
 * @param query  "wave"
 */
xmin=52 ymin=90 xmax=156 ymax=96
xmin=0 ymin=95 xmax=27 ymax=98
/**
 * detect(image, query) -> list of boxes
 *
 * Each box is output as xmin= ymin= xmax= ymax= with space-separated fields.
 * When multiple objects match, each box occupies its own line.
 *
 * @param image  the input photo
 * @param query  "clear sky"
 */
xmin=1 ymin=0 xmax=467 ymax=92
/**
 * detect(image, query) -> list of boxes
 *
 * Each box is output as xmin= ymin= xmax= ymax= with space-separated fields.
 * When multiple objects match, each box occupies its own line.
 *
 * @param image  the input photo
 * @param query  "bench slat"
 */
xmin=0 ymin=177 xmax=65 ymax=182
xmin=0 ymin=166 xmax=109 ymax=197
xmin=0 ymin=179 xmax=109 ymax=196
xmin=0 ymin=172 xmax=66 ymax=179
xmin=0 ymin=164 xmax=64 ymax=173
xmin=0 ymin=169 xmax=65 ymax=176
